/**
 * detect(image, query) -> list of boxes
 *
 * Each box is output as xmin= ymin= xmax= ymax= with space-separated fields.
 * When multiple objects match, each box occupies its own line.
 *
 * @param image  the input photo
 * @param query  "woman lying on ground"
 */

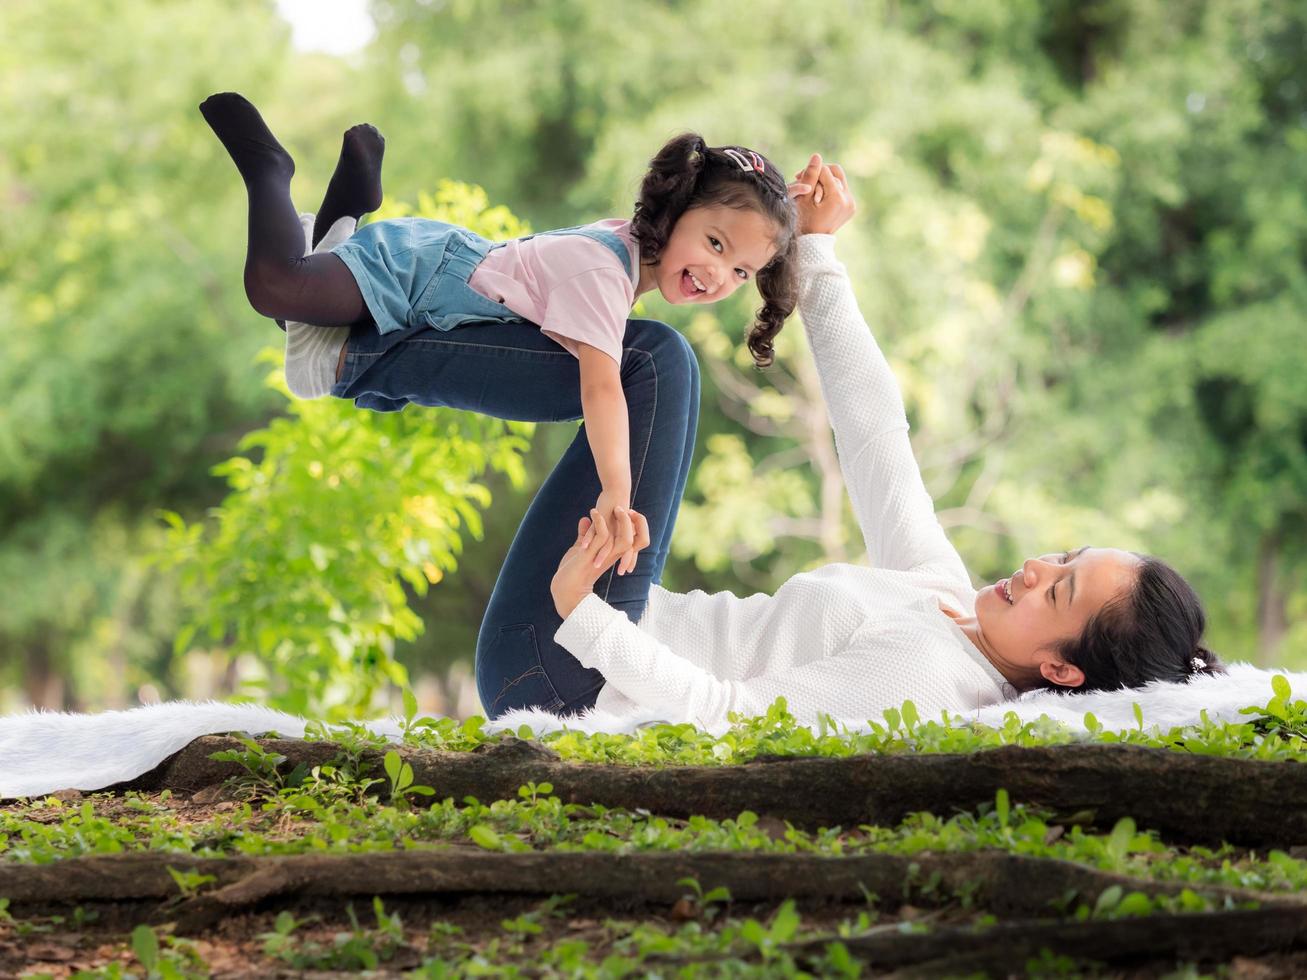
xmin=543 ymin=155 xmax=1224 ymax=727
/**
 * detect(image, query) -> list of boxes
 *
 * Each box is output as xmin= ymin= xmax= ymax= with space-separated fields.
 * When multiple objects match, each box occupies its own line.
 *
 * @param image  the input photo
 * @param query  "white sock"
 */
xmin=284 ymin=213 xmax=354 ymax=399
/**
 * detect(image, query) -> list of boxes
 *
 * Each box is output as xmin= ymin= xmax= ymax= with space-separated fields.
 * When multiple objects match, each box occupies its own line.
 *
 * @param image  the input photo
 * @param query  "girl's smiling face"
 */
xmin=649 ymin=205 xmax=779 ymax=305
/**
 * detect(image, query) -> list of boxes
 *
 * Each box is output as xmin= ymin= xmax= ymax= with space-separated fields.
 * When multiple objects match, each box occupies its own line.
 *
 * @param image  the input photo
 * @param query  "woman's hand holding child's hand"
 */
xmin=552 ymin=508 xmax=652 ymax=618
xmin=587 ymin=487 xmax=637 ymax=572
xmin=788 ymin=153 xmax=857 ymax=236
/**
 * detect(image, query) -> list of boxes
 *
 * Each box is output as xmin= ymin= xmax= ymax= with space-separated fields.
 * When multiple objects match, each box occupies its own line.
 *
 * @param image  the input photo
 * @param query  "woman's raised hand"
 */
xmin=551 ymin=508 xmax=652 ymax=618
xmin=788 ymin=153 xmax=857 ymax=236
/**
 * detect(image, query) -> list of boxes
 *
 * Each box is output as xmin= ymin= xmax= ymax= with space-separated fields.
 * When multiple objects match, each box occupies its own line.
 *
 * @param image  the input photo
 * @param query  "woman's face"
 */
xmin=652 ymin=205 xmax=778 ymax=305
xmin=975 ymin=547 xmax=1141 ymax=686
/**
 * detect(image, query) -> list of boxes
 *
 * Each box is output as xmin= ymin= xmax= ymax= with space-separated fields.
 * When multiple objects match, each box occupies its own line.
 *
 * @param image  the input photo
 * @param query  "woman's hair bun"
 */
xmin=1190 ymin=644 xmax=1225 ymax=676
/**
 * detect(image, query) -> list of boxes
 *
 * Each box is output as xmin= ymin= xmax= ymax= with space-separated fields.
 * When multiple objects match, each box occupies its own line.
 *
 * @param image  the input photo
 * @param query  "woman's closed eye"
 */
xmin=1050 ymin=551 xmax=1073 ymax=606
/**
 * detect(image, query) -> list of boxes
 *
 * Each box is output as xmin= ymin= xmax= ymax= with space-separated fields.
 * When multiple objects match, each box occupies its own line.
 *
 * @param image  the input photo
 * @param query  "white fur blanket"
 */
xmin=0 ymin=662 xmax=1293 ymax=799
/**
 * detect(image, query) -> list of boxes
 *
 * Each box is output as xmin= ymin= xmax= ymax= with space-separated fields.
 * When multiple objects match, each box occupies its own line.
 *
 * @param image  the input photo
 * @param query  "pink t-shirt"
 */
xmin=467 ymin=219 xmax=640 ymax=366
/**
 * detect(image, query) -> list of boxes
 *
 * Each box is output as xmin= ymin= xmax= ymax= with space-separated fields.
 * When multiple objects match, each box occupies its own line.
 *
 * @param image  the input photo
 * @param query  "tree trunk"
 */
xmin=23 ymin=637 xmax=64 ymax=710
xmin=1257 ymin=531 xmax=1289 ymax=666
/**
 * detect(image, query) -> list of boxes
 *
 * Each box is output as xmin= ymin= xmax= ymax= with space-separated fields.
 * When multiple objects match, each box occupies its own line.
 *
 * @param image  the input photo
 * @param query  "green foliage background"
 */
xmin=1 ymin=0 xmax=1304 ymax=715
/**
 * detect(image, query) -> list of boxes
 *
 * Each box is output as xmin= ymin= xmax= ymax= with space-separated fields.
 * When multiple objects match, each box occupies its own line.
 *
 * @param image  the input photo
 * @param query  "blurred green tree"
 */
xmin=0 ymin=0 xmax=307 ymax=707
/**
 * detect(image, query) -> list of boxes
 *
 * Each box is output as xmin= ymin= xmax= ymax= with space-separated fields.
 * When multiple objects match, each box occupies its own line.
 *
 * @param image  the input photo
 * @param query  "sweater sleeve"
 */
xmin=796 ymin=234 xmax=970 ymax=586
xmin=555 ymin=594 xmax=962 ymax=725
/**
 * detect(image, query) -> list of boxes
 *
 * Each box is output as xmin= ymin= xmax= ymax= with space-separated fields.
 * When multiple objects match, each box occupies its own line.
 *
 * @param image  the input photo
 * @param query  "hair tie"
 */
xmin=722 ymin=148 xmax=766 ymax=175
xmin=1191 ymin=656 xmax=1207 ymax=672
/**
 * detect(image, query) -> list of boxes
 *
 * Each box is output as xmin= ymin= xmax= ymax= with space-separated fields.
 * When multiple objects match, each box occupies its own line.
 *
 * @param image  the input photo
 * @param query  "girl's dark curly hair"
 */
xmin=631 ymin=133 xmax=798 ymax=368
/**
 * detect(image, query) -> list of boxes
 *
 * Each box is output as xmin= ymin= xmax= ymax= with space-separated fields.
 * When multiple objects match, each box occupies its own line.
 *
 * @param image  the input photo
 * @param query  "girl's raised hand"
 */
xmin=589 ymin=504 xmax=647 ymax=573
xmin=615 ymin=507 xmax=650 ymax=577
xmin=789 ymin=155 xmax=857 ymax=236
xmin=586 ymin=488 xmax=630 ymax=568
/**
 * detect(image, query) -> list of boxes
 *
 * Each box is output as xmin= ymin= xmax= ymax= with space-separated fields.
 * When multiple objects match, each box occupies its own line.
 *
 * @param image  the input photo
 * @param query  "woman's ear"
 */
xmin=1039 ymin=658 xmax=1086 ymax=689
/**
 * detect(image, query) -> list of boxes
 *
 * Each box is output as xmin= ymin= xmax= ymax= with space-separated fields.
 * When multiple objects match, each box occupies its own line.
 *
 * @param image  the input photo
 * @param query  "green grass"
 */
xmin=5 ymin=780 xmax=1305 ymax=904
xmin=325 ymin=678 xmax=1307 ymax=768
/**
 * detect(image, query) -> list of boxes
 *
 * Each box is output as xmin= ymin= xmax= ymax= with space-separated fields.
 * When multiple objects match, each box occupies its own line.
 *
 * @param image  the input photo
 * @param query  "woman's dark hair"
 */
xmin=631 ymin=132 xmax=798 ymax=368
xmin=1052 ymin=555 xmax=1226 ymax=691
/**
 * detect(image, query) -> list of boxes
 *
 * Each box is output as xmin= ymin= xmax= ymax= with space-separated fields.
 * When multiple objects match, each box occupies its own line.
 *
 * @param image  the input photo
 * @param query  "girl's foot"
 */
xmin=312 ymin=124 xmax=385 ymax=247
xmin=198 ymin=92 xmax=295 ymax=187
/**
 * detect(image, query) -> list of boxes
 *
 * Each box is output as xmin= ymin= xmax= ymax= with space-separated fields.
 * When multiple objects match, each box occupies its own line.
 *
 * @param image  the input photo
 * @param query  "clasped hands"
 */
xmin=550 ymin=500 xmax=652 ymax=618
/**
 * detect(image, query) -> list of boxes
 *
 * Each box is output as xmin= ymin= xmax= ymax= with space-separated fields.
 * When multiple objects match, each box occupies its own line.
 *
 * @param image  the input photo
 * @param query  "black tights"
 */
xmin=200 ymin=92 xmax=368 ymax=326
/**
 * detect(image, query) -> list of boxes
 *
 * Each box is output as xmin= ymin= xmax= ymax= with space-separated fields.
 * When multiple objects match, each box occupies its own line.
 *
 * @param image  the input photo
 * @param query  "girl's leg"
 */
xmin=473 ymin=319 xmax=699 ymax=718
xmin=199 ymin=92 xmax=366 ymax=325
xmin=312 ymin=125 xmax=385 ymax=249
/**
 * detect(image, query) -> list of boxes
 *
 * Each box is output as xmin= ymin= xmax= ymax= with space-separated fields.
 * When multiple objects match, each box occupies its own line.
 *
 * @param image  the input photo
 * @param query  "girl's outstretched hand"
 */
xmin=788 ymin=153 xmax=857 ymax=235
xmin=586 ymin=487 xmax=631 ymax=569
xmin=552 ymin=508 xmax=652 ymax=618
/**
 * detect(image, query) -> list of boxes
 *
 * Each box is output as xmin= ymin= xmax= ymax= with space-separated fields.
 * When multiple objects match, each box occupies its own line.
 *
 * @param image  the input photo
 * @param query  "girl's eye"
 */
xmin=735 ymin=268 xmax=748 ymax=281
xmin=708 ymin=236 xmax=723 ymax=253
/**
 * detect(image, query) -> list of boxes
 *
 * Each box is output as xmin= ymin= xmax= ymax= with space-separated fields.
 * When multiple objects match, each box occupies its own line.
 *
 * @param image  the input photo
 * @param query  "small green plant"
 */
xmin=165 ymin=867 xmax=216 ymax=900
xmin=737 ymin=898 xmax=802 ymax=960
xmin=676 ymin=875 xmax=734 ymax=920
xmin=382 ymin=749 xmax=435 ymax=806
xmin=208 ymin=734 xmax=288 ymax=796
xmin=258 ymin=897 xmax=405 ymax=970
xmin=127 ymin=924 xmax=209 ymax=979
xmin=498 ymin=893 xmax=576 ymax=944
xmin=259 ymin=909 xmax=317 ymax=959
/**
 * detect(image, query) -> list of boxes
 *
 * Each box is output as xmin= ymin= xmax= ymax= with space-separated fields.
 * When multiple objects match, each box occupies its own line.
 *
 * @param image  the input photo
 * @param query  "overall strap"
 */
xmin=499 ymin=224 xmax=636 ymax=285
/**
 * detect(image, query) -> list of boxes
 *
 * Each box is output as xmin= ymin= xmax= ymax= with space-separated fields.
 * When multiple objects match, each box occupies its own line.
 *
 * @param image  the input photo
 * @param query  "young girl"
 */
xmin=199 ymin=92 xmax=799 ymax=578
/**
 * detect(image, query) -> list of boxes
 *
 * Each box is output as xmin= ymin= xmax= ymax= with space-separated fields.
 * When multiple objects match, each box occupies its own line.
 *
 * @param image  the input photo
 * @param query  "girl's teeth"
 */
xmin=689 ymin=272 xmax=706 ymax=292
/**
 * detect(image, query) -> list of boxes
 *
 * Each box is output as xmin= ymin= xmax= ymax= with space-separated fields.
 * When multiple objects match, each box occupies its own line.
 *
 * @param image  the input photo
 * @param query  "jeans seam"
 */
xmin=599 ymin=344 xmax=657 ymax=602
xmin=493 ymin=667 xmax=564 ymax=713
xmin=400 ymin=337 xmax=573 ymax=357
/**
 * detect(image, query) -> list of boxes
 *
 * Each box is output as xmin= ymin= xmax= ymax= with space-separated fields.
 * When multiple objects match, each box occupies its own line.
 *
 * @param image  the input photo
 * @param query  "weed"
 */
xmin=382 ymin=749 xmax=435 ymax=806
xmin=208 ymin=733 xmax=288 ymax=797
xmin=258 ymin=897 xmax=405 ymax=970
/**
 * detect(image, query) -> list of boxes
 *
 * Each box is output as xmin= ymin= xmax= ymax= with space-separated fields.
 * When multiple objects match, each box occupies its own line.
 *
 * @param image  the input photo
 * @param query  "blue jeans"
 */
xmin=332 ymin=315 xmax=700 ymax=718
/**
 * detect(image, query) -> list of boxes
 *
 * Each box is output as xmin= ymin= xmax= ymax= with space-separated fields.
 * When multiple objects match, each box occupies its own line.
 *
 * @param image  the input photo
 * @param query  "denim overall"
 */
xmin=329 ymin=219 xmax=700 ymax=719
xmin=331 ymin=218 xmax=634 ymax=343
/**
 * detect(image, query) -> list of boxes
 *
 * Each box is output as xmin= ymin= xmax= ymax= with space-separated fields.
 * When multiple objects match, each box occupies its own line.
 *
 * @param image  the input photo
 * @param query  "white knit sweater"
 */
xmin=555 ymin=234 xmax=1014 ymax=726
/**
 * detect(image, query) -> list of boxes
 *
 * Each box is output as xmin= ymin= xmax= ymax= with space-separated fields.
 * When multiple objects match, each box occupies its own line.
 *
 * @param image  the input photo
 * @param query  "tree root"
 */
xmin=0 ymin=848 xmax=1295 ymax=929
xmin=812 ymin=907 xmax=1307 ymax=976
xmin=109 ymin=736 xmax=1307 ymax=845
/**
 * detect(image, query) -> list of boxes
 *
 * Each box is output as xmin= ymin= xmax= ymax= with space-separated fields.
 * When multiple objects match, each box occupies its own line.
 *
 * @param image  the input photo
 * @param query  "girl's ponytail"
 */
xmin=747 ymin=240 xmax=799 ymax=368
xmin=632 ymin=133 xmax=709 ymax=264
